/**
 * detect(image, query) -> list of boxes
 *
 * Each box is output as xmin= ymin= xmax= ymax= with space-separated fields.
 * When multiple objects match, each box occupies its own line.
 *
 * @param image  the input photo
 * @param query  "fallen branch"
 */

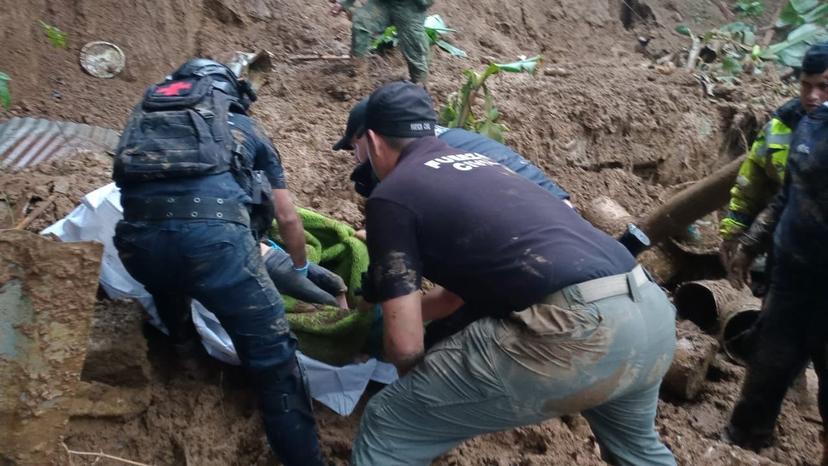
xmin=638 ymin=155 xmax=745 ymax=245
xmin=14 ymin=193 xmax=56 ymax=230
xmin=62 ymin=443 xmax=151 ymax=466
xmin=711 ymin=0 xmax=735 ymax=21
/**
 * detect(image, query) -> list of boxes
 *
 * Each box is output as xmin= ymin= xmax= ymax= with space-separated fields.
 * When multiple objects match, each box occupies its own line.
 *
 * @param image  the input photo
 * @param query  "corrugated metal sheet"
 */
xmin=0 ymin=117 xmax=119 ymax=172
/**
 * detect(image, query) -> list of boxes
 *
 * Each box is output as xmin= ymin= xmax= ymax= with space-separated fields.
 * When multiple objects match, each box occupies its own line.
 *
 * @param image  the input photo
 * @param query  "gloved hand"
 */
xmin=263 ymin=244 xmax=347 ymax=308
xmin=293 ymin=262 xmax=309 ymax=278
xmin=266 ymin=240 xmax=310 ymax=277
xmin=725 ymin=242 xmax=756 ymax=290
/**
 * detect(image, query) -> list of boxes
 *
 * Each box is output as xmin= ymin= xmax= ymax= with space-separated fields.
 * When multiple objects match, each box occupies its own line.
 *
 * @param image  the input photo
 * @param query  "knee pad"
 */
xmin=254 ymin=357 xmax=314 ymax=419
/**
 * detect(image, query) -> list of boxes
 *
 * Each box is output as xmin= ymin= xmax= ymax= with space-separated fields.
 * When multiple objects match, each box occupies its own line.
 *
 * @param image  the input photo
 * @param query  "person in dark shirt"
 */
xmin=348 ymin=81 xmax=677 ymax=465
xmin=724 ymin=42 xmax=828 ymax=463
xmin=112 ymin=59 xmax=324 ymax=466
xmin=333 ymin=98 xmax=574 ymax=346
xmin=334 ymin=97 xmax=572 ymax=203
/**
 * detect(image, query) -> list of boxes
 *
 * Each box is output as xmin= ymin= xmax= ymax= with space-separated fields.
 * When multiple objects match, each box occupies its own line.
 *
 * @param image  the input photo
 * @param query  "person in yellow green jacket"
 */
xmin=719 ymin=98 xmax=805 ymax=246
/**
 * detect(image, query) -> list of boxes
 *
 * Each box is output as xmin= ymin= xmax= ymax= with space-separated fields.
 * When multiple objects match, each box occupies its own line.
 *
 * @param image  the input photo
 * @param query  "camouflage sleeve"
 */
xmin=720 ymin=124 xmax=774 ymax=239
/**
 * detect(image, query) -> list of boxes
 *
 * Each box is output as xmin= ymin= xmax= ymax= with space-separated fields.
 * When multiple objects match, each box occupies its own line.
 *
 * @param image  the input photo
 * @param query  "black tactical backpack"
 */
xmin=113 ymin=75 xmax=239 ymax=183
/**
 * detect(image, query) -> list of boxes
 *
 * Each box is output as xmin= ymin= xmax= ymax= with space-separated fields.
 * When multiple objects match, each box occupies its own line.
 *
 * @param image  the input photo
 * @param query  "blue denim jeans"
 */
xmin=114 ymin=219 xmax=295 ymax=367
xmin=114 ymin=219 xmax=323 ymax=465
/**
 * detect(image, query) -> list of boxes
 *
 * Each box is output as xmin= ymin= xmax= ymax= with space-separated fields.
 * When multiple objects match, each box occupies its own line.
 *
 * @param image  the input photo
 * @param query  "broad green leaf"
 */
xmin=776 ymin=2 xmax=802 ymax=27
xmin=788 ymin=22 xmax=825 ymax=43
xmin=424 ymin=15 xmax=454 ymax=34
xmin=435 ymin=39 xmax=467 ymax=57
xmin=0 ymin=72 xmax=10 ymax=110
xmin=493 ymin=56 xmax=541 ymax=74
xmin=803 ymin=4 xmax=828 ymax=23
xmin=791 ymin=0 xmax=818 ymax=14
xmin=778 ymin=42 xmax=810 ymax=67
xmin=676 ymin=24 xmax=692 ymax=36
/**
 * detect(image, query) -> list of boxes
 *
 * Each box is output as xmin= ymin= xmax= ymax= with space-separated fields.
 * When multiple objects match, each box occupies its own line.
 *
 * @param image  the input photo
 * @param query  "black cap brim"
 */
xmin=332 ymin=136 xmax=352 ymax=151
xmin=332 ymin=98 xmax=369 ymax=152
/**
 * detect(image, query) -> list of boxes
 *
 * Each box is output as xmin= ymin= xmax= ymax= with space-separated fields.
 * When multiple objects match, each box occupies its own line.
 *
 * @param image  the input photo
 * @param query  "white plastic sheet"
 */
xmin=43 ymin=183 xmax=397 ymax=415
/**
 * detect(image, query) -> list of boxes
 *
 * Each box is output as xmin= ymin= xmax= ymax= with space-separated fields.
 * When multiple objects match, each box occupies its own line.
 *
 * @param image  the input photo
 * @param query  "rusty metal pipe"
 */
xmin=674 ymin=279 xmax=745 ymax=334
xmin=719 ymin=297 xmax=762 ymax=365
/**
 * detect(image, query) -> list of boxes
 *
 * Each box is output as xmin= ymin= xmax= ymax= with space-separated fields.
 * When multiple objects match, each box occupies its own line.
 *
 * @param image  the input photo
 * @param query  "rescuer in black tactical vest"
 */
xmin=111 ymin=58 xmax=325 ymax=466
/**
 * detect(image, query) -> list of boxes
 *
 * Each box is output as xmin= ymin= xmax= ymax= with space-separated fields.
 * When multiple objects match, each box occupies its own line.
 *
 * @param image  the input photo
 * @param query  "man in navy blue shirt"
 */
xmin=112 ymin=59 xmax=324 ymax=466
xmin=346 ymin=81 xmax=677 ymax=465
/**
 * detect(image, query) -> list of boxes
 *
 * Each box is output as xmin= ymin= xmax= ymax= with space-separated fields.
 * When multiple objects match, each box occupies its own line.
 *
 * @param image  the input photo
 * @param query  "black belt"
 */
xmin=123 ymin=196 xmax=250 ymax=225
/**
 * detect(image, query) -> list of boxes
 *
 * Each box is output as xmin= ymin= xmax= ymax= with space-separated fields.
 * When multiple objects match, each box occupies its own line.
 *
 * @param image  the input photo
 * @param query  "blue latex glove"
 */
xmin=293 ymin=262 xmax=309 ymax=277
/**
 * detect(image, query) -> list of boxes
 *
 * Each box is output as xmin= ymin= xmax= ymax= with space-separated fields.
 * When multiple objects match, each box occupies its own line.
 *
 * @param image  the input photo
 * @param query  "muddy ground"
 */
xmin=1 ymin=0 xmax=823 ymax=464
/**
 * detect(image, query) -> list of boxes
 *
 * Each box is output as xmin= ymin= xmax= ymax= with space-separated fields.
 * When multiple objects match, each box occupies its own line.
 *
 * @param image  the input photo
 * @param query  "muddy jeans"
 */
xmin=114 ymin=219 xmax=323 ymax=466
xmin=352 ymin=267 xmax=677 ymax=466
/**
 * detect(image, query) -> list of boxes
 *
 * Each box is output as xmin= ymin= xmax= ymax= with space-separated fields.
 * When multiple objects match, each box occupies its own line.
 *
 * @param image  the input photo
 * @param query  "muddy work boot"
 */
xmin=256 ymin=358 xmax=326 ymax=466
xmin=722 ymin=422 xmax=773 ymax=452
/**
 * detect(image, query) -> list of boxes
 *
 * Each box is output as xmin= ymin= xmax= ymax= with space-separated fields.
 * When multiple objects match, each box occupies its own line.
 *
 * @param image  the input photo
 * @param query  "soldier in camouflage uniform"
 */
xmin=330 ymin=0 xmax=432 ymax=84
xmin=724 ymin=42 xmax=828 ymax=464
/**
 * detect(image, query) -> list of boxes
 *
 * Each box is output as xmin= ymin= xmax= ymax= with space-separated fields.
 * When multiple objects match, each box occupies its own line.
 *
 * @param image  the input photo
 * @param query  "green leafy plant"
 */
xmin=676 ymin=22 xmax=761 ymax=76
xmin=760 ymin=0 xmax=828 ymax=67
xmin=370 ymin=15 xmax=466 ymax=57
xmin=0 ymin=72 xmax=10 ymax=110
xmin=776 ymin=0 xmax=828 ymax=29
xmin=39 ymin=21 xmax=66 ymax=48
xmin=677 ymin=0 xmax=828 ymax=76
xmin=734 ymin=0 xmax=765 ymax=18
xmin=439 ymin=56 xmax=540 ymax=142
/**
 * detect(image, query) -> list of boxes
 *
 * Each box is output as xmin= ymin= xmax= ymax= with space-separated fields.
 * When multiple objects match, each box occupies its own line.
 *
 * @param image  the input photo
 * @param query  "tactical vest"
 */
xmin=114 ymin=76 xmax=244 ymax=182
xmin=114 ymin=75 xmax=274 ymax=235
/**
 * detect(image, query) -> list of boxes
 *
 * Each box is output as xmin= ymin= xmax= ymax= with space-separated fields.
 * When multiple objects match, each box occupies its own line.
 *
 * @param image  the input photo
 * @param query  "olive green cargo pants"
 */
xmin=350 ymin=0 xmax=430 ymax=83
xmin=352 ymin=266 xmax=677 ymax=465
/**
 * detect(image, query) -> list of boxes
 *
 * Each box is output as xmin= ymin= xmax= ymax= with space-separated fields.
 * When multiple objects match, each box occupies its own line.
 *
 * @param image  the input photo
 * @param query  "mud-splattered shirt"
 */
xmin=365 ymin=137 xmax=635 ymax=317
xmin=120 ymin=112 xmax=286 ymax=206
xmin=772 ymin=103 xmax=828 ymax=269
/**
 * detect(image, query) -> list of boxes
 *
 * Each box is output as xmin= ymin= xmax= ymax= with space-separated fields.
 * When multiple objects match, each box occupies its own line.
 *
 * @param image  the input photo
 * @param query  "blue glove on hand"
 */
xmin=293 ymin=262 xmax=309 ymax=277
xmin=266 ymin=240 xmax=309 ymax=277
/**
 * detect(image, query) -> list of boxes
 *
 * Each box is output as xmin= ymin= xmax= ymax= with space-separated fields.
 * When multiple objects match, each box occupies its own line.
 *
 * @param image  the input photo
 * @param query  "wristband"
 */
xmin=293 ymin=262 xmax=309 ymax=277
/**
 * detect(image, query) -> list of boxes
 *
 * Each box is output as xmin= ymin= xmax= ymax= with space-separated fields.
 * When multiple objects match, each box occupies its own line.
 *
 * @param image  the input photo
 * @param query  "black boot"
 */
xmin=254 ymin=357 xmax=326 ymax=466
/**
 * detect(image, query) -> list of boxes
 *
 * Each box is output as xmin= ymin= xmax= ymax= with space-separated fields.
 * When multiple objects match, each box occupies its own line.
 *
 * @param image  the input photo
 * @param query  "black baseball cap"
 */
xmin=802 ymin=41 xmax=828 ymax=75
xmin=365 ymin=81 xmax=436 ymax=138
xmin=332 ymin=98 xmax=369 ymax=151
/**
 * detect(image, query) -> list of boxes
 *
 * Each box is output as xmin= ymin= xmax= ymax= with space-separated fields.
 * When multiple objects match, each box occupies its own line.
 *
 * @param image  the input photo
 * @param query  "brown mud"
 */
xmin=1 ymin=0 xmax=822 ymax=464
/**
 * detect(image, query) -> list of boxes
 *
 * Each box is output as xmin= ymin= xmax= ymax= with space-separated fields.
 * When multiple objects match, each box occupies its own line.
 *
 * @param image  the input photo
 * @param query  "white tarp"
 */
xmin=42 ymin=183 xmax=397 ymax=415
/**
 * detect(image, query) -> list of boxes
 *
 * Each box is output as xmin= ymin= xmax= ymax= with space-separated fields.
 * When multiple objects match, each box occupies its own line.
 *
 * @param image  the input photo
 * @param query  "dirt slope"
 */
xmin=1 ymin=0 xmax=820 ymax=464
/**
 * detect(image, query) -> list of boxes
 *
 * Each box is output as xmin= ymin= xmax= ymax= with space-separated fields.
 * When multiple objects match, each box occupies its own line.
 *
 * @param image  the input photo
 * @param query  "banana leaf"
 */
xmin=0 ymin=72 xmax=9 ymax=110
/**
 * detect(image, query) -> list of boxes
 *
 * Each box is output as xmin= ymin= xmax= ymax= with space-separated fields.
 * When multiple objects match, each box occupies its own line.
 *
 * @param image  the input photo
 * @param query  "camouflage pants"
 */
xmin=351 ymin=0 xmax=430 ymax=83
xmin=352 ymin=267 xmax=677 ymax=465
